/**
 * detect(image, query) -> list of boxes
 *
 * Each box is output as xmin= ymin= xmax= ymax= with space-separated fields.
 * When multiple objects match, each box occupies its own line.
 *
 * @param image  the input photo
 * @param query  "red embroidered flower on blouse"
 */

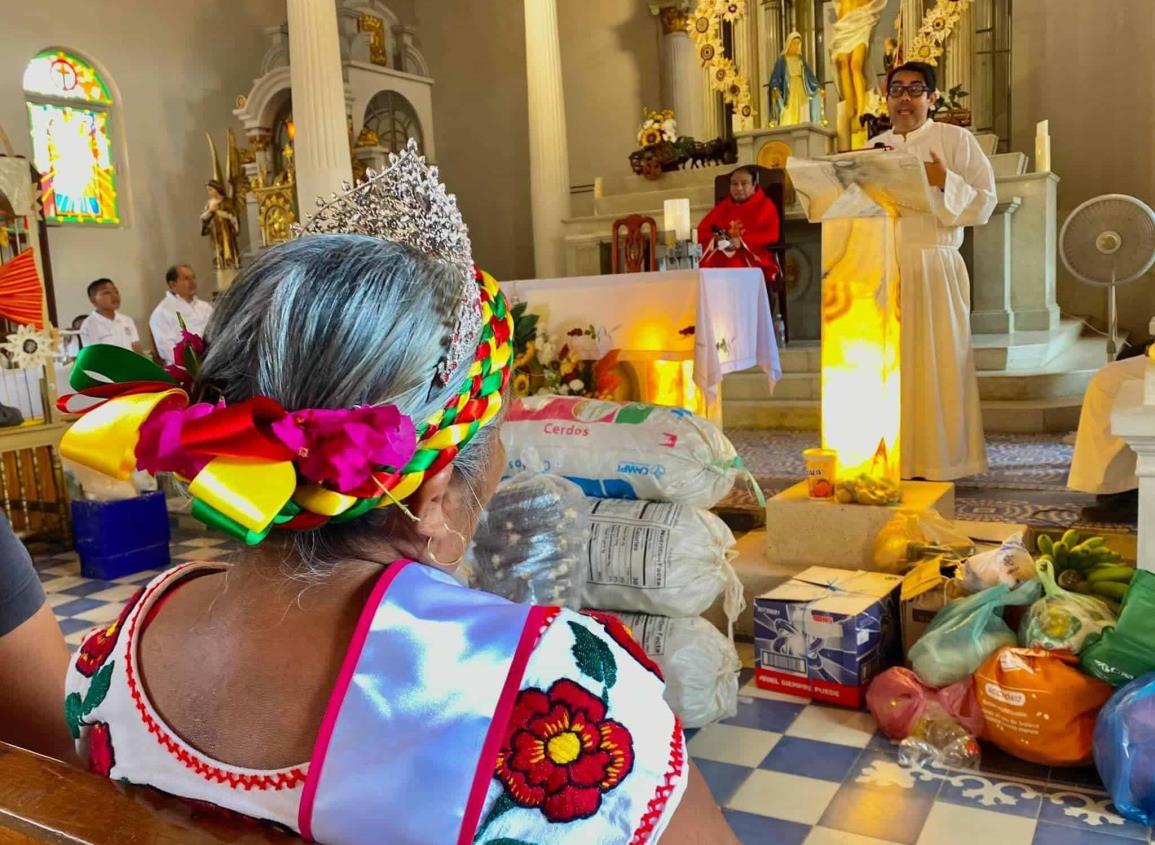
xmin=75 ymin=588 xmax=144 ymax=678
xmin=87 ymin=722 xmax=116 ymax=777
xmin=581 ymin=611 xmax=664 ymax=681
xmin=495 ymin=679 xmax=635 ymax=823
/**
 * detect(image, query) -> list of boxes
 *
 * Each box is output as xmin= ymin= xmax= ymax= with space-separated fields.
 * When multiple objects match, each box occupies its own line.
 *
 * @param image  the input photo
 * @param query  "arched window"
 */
xmin=23 ymin=49 xmax=119 ymax=225
xmin=363 ymin=91 xmax=423 ymax=155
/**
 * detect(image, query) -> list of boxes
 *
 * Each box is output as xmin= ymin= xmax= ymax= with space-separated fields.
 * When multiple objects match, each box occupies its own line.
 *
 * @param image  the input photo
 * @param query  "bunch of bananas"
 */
xmin=834 ymin=474 xmax=902 ymax=506
xmin=1037 ymin=529 xmax=1131 ymax=611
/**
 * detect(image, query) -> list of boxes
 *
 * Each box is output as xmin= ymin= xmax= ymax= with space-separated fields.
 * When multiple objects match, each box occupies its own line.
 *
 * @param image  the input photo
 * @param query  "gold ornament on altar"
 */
xmin=910 ymin=0 xmax=974 ymax=65
xmin=2 ymin=325 xmax=57 ymax=370
xmin=358 ymin=13 xmax=388 ymax=66
xmin=355 ymin=125 xmax=382 ymax=149
xmin=690 ymin=0 xmax=754 ymax=126
xmin=658 ymin=7 xmax=691 ymax=34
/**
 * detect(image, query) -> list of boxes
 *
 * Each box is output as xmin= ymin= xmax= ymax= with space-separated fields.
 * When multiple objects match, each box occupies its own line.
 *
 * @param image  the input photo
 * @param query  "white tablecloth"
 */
xmin=505 ymin=268 xmax=780 ymax=401
xmin=0 ymin=364 xmax=71 ymax=421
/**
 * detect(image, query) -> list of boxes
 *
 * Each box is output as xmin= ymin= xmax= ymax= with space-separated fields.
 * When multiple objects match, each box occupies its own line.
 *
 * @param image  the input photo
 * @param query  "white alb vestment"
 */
xmin=148 ymin=292 xmax=214 ymax=365
xmin=873 ymin=120 xmax=997 ymax=480
xmin=1068 ymin=355 xmax=1145 ymax=495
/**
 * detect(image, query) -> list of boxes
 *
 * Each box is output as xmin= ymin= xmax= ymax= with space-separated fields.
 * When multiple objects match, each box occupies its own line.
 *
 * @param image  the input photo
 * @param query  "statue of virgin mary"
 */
xmin=767 ymin=31 xmax=823 ymax=127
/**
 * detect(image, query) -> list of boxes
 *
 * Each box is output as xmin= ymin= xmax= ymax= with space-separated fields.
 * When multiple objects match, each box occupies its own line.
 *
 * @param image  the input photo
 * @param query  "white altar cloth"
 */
xmin=505 ymin=268 xmax=780 ymax=402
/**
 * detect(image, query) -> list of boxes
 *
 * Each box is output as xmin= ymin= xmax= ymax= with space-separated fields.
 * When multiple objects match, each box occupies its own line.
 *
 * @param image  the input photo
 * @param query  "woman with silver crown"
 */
xmin=57 ymin=141 xmax=737 ymax=844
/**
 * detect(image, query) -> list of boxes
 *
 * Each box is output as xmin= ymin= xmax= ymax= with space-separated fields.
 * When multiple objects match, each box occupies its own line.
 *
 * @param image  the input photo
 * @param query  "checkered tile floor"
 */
xmin=35 ymin=533 xmax=1154 ymax=845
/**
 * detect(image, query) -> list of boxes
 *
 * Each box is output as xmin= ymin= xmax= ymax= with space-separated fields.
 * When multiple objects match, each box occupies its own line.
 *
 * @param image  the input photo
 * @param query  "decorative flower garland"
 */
xmin=909 ymin=0 xmax=974 ymax=65
xmin=689 ymin=0 xmax=754 ymax=128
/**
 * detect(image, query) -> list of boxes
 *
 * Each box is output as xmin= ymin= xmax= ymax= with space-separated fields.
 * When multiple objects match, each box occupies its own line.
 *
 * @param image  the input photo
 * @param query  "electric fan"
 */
xmin=1059 ymin=194 xmax=1155 ymax=361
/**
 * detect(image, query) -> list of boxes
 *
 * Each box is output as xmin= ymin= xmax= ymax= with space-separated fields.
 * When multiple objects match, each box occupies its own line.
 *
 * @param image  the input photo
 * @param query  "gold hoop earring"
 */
xmin=426 ymin=524 xmax=467 ymax=568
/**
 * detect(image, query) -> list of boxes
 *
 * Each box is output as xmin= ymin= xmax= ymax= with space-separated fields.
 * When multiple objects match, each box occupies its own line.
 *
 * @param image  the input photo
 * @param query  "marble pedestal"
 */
xmin=734 ymin=124 xmax=835 ymax=166
xmin=765 ymin=481 xmax=956 ymax=570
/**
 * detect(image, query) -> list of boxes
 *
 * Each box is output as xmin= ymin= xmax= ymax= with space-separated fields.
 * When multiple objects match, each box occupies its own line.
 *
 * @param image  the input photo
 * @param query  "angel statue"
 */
xmin=201 ymin=130 xmax=244 ymax=271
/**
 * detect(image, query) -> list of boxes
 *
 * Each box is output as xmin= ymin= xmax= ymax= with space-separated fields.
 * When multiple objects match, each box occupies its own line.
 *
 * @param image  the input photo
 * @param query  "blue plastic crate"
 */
xmin=71 ymin=492 xmax=171 ymax=580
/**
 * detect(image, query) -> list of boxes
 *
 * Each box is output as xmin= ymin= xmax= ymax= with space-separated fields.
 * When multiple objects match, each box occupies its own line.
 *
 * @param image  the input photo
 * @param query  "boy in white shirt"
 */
xmin=149 ymin=264 xmax=213 ymax=365
xmin=78 ymin=279 xmax=143 ymax=354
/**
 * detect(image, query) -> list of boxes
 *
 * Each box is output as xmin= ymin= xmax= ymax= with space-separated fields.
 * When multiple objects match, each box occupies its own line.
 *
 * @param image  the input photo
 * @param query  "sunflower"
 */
xmin=699 ymin=43 xmax=717 ymax=62
xmin=640 ymin=128 xmax=664 ymax=146
xmin=693 ymin=15 xmax=712 ymax=34
xmin=721 ymin=0 xmax=746 ymax=22
xmin=740 ymin=103 xmax=753 ymax=118
xmin=2 ymin=325 xmax=57 ymax=370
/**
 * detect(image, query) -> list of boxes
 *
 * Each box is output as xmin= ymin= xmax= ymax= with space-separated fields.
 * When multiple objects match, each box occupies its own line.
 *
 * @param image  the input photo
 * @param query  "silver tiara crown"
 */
xmin=296 ymin=139 xmax=482 ymax=385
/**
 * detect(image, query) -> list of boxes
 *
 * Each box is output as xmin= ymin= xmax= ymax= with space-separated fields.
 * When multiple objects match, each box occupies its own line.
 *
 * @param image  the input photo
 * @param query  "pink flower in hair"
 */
xmin=271 ymin=405 xmax=418 ymax=493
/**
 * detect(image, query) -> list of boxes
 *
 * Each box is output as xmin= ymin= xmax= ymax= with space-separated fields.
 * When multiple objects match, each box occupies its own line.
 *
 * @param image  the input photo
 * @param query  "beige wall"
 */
xmin=415 ymin=0 xmax=536 ymax=282
xmin=1012 ymin=0 xmax=1155 ymax=340
xmin=558 ymin=0 xmax=661 ymax=189
xmin=1 ymin=0 xmax=284 ymax=341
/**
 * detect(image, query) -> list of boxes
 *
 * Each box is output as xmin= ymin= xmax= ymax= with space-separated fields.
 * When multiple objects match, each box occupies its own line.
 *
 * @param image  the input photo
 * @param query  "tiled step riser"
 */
xmin=723 ymin=399 xmax=1081 ymax=433
xmin=723 ymin=370 xmax=1094 ymax=402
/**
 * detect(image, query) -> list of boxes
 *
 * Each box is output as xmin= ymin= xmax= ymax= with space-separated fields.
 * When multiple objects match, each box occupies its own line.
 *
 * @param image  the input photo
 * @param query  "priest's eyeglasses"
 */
xmin=887 ymin=83 xmax=930 ymax=98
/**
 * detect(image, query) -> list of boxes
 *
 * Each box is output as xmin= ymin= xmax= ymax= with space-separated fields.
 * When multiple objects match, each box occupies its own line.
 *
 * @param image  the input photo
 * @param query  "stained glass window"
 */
xmin=23 ymin=49 xmax=119 ymax=225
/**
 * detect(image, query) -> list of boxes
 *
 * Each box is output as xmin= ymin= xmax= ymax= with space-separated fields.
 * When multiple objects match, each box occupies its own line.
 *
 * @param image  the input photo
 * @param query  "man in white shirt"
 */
xmin=149 ymin=264 xmax=214 ymax=365
xmin=78 ymin=279 xmax=143 ymax=354
xmin=873 ymin=62 xmax=997 ymax=481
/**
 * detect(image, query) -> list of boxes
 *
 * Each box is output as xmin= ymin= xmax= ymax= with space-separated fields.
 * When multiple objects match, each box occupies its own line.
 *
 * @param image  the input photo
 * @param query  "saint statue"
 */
xmin=767 ymin=31 xmax=823 ymax=128
xmin=202 ymin=131 xmax=244 ymax=272
xmin=829 ymin=0 xmax=888 ymax=150
xmin=200 ymin=179 xmax=240 ymax=271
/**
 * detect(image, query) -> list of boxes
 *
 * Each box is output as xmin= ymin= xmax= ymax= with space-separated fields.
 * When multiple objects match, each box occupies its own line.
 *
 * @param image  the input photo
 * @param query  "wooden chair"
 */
xmin=0 ymin=741 xmax=304 ymax=842
xmin=610 ymin=215 xmax=657 ymax=274
xmin=713 ymin=166 xmax=789 ymax=343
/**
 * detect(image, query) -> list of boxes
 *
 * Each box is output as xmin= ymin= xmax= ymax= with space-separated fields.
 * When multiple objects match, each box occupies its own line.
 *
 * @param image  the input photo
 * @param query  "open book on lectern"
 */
xmin=786 ymin=149 xmax=935 ymax=223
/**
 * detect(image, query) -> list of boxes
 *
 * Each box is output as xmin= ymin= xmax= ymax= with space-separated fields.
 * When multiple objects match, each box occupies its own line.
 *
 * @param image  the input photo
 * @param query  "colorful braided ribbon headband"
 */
xmin=58 ymin=269 xmax=514 ymax=545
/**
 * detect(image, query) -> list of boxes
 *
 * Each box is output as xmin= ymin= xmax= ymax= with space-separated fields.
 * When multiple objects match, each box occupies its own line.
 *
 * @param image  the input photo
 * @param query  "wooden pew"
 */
xmin=0 ymin=743 xmax=304 ymax=844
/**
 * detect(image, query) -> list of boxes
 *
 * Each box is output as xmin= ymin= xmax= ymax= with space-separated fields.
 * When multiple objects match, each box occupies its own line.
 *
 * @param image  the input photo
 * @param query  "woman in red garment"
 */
xmin=697 ymin=166 xmax=781 ymax=280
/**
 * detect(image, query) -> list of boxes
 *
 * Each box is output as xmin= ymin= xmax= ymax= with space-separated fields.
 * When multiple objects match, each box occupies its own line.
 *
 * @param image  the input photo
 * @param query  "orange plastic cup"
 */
xmin=803 ymin=448 xmax=837 ymax=500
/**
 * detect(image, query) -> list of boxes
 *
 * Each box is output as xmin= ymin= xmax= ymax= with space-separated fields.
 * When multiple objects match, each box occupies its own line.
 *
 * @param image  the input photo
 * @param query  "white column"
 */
xmin=943 ymin=1 xmax=974 ymax=96
xmin=732 ymin=12 xmax=760 ymax=129
xmin=659 ymin=9 xmax=707 ymax=140
xmin=524 ymin=0 xmax=571 ymax=279
xmin=759 ymin=0 xmax=785 ymax=121
xmin=901 ymin=0 xmax=924 ymax=58
xmin=287 ymin=0 xmax=353 ymax=217
xmin=702 ymin=70 xmax=723 ymax=140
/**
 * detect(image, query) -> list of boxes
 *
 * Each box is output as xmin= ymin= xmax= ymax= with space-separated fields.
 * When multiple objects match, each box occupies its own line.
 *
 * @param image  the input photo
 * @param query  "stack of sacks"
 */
xmin=496 ymin=395 xmax=747 ymax=728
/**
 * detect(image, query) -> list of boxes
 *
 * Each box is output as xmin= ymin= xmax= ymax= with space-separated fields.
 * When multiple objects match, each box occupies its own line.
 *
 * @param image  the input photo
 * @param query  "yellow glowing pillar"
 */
xmin=819 ymin=217 xmax=901 ymax=483
xmin=788 ymin=152 xmax=934 ymax=493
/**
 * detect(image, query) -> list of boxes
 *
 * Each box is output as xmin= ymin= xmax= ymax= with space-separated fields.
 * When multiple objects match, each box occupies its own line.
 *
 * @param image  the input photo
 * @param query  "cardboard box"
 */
xmin=900 ymin=559 xmax=967 ymax=658
xmin=754 ymin=567 xmax=903 ymax=708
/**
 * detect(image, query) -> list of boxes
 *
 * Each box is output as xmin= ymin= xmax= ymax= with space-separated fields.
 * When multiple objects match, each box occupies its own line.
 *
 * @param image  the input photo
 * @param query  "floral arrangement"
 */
xmin=690 ymin=0 xmax=755 ymax=127
xmin=637 ymin=108 xmax=679 ymax=148
xmin=909 ymin=0 xmax=974 ymax=65
xmin=511 ymin=302 xmax=622 ymax=400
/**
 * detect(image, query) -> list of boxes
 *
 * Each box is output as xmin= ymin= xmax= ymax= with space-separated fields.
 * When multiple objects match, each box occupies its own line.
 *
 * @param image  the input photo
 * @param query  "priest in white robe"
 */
xmin=873 ymin=62 xmax=997 ymax=480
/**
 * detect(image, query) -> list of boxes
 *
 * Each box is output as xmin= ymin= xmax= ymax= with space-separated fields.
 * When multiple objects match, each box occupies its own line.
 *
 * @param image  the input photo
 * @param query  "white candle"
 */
xmin=663 ymin=198 xmax=692 ymax=242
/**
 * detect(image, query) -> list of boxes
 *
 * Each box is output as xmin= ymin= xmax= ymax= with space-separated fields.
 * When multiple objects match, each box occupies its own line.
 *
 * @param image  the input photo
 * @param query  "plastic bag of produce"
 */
xmin=867 ymin=667 xmax=985 ymax=740
xmin=470 ymin=473 xmax=589 ymax=608
xmin=1020 ymin=560 xmax=1116 ymax=654
xmin=955 ymin=533 xmax=1036 ymax=592
xmin=501 ymin=395 xmax=744 ymax=508
xmin=580 ymin=498 xmax=743 ymax=627
xmin=611 ymin=612 xmax=741 ymax=728
xmin=909 ymin=580 xmax=1042 ymax=688
xmin=1094 ymin=672 xmax=1155 ymax=826
xmin=873 ymin=510 xmax=974 ymax=574
xmin=1081 ymin=571 xmax=1155 ymax=687
xmin=976 ymin=646 xmax=1112 ymax=766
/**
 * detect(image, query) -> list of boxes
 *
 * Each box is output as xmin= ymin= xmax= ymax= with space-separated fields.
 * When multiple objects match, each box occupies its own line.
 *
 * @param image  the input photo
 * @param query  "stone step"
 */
xmin=972 ymin=319 xmax=1085 ymax=371
xmin=722 ymin=395 xmax=1083 ymax=433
